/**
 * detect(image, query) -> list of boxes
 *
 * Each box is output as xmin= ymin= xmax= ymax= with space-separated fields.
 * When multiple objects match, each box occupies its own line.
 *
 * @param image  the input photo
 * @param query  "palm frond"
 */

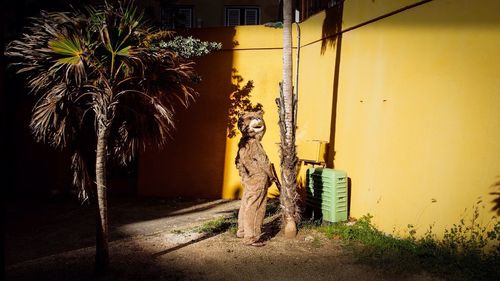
xmin=109 ymin=94 xmax=176 ymax=165
xmin=5 ymin=0 xmax=213 ymax=199
xmin=49 ymin=36 xmax=88 ymax=84
xmin=5 ymin=9 xmax=89 ymax=93
xmin=30 ymin=83 xmax=88 ymax=149
xmin=71 ymin=151 xmax=92 ymax=202
xmin=49 ymin=36 xmax=84 ymax=59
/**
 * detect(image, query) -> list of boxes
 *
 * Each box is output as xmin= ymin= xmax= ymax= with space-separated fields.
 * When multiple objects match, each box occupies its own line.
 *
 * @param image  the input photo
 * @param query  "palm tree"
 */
xmin=277 ymin=0 xmax=299 ymax=238
xmin=5 ymin=0 xmax=201 ymax=272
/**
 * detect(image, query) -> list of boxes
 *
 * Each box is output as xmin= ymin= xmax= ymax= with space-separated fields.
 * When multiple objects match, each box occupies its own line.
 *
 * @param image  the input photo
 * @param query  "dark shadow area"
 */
xmin=320 ymin=1 xmax=344 ymax=55
xmin=260 ymin=216 xmax=282 ymax=242
xmin=296 ymin=163 xmax=309 ymax=214
xmin=347 ymin=177 xmax=352 ymax=218
xmin=2 ymin=0 xmax=86 ymax=201
xmin=6 ymin=194 xmax=498 ymax=281
xmin=151 ymin=235 xmax=209 ymax=258
xmin=232 ymin=186 xmax=243 ymax=199
xmin=260 ymin=199 xmax=282 ymax=242
xmin=303 ymin=167 xmax=324 ymax=221
xmin=226 ymin=69 xmax=262 ymax=138
xmin=3 ymin=0 xmax=158 ymax=201
xmin=4 ymin=195 xmax=239 ymax=265
xmin=303 ymin=167 xmax=349 ymax=224
xmin=324 ymin=3 xmax=344 ymax=168
xmin=137 ymin=27 xmax=237 ymax=199
xmin=3 ymin=2 xmax=278 ymax=281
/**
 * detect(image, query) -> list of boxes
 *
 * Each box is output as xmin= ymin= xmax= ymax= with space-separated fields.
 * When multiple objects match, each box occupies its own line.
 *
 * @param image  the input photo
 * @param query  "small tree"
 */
xmin=5 ymin=0 xmax=219 ymax=272
xmin=277 ymin=0 xmax=299 ymax=238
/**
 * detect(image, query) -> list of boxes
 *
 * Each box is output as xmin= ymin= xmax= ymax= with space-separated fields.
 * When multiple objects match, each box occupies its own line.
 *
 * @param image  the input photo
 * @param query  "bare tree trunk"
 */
xmin=278 ymin=0 xmax=299 ymax=239
xmin=95 ymin=123 xmax=109 ymax=273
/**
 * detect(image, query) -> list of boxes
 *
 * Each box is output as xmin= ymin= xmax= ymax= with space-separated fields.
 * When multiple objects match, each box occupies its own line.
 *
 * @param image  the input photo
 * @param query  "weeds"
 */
xmin=311 ymin=236 xmax=323 ymax=248
xmin=312 ymin=208 xmax=500 ymax=281
xmin=441 ymin=203 xmax=499 ymax=257
xmin=196 ymin=216 xmax=238 ymax=235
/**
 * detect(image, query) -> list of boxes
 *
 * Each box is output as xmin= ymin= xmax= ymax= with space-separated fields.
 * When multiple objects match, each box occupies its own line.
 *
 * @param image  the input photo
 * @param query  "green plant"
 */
xmin=299 ymin=219 xmax=323 ymax=230
xmin=310 ymin=236 xmax=323 ymax=248
xmin=442 ymin=202 xmax=498 ymax=257
xmin=312 ymin=209 xmax=500 ymax=281
xmin=5 ymin=0 xmax=219 ymax=271
xmin=157 ymin=36 xmax=221 ymax=59
xmin=197 ymin=217 xmax=237 ymax=235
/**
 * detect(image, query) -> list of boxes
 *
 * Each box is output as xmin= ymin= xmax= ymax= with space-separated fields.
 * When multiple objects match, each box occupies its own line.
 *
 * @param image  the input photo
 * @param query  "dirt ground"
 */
xmin=5 ymin=196 xmax=443 ymax=281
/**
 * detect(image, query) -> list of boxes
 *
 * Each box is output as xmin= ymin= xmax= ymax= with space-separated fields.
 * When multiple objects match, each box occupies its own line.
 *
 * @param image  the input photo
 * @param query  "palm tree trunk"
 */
xmin=95 ymin=123 xmax=110 ymax=273
xmin=279 ymin=0 xmax=298 ymax=239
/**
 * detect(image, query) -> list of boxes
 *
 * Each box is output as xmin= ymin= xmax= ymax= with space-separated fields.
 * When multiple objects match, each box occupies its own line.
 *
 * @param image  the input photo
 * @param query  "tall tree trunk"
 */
xmin=279 ymin=0 xmax=298 ymax=239
xmin=95 ymin=123 xmax=109 ymax=273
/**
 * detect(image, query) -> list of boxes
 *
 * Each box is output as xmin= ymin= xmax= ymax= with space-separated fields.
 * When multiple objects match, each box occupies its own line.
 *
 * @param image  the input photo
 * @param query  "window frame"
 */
xmin=224 ymin=6 xmax=260 ymax=26
xmin=161 ymin=5 xmax=194 ymax=29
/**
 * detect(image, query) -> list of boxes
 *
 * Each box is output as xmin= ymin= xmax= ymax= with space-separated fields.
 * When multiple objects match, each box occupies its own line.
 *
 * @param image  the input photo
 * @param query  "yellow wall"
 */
xmin=139 ymin=0 xmax=500 ymax=237
xmin=218 ymin=20 xmax=338 ymax=199
xmin=138 ymin=26 xmax=288 ymax=199
xmin=138 ymin=27 xmax=237 ymax=199
xmin=219 ymin=25 xmax=284 ymax=198
xmin=334 ymin=0 xmax=500 ymax=236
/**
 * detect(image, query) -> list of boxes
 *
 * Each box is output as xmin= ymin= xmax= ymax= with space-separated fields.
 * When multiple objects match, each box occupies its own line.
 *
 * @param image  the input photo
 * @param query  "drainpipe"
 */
xmin=293 ymin=21 xmax=301 ymax=129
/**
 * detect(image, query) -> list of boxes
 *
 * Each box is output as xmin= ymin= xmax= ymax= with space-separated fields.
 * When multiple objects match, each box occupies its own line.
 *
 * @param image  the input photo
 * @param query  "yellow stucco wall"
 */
xmin=138 ymin=26 xmax=289 ymax=199
xmin=334 ymin=0 xmax=500 ymax=236
xmin=218 ymin=20 xmax=338 ymax=199
xmin=139 ymin=0 xmax=500 ymax=237
xmin=219 ymin=25 xmax=284 ymax=199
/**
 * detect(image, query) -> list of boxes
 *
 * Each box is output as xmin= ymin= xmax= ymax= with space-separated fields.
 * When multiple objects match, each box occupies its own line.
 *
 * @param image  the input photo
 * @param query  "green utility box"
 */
xmin=306 ymin=168 xmax=348 ymax=223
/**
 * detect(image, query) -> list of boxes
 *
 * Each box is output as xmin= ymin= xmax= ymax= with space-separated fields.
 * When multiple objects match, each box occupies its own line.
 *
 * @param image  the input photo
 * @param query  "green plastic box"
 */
xmin=306 ymin=168 xmax=348 ymax=223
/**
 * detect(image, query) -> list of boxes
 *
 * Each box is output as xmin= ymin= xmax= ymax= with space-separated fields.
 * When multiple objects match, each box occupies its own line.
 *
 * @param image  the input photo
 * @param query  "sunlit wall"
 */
xmin=139 ymin=0 xmax=500 ymax=237
xmin=334 ymin=0 xmax=500 ymax=236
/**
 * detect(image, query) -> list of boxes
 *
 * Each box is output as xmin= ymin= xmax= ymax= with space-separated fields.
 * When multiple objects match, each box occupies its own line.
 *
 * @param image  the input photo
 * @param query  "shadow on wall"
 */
xmin=491 ymin=177 xmax=500 ymax=216
xmin=321 ymin=2 xmax=344 ymax=55
xmin=323 ymin=3 xmax=344 ymax=168
xmin=227 ymin=69 xmax=262 ymax=139
xmin=138 ymin=27 xmax=250 ymax=199
xmin=228 ymin=69 xmax=263 ymax=199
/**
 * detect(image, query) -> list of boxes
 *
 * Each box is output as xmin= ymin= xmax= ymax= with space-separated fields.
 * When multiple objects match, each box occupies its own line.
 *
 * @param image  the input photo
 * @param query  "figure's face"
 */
xmin=238 ymin=111 xmax=266 ymax=140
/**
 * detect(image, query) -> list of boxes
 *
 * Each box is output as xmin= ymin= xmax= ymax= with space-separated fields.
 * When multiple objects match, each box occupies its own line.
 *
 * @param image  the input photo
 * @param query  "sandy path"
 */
xmin=6 ymin=198 xmax=442 ymax=281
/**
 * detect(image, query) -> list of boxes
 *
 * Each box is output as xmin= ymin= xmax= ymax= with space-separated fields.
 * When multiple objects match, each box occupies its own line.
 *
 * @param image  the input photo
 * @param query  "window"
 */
xmin=161 ymin=6 xmax=193 ymax=29
xmin=299 ymin=0 xmax=342 ymax=21
xmin=224 ymin=7 xmax=260 ymax=26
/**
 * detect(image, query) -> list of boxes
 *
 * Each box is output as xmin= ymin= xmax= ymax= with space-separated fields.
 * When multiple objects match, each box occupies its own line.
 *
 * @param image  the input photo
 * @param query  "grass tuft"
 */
xmin=196 ymin=216 xmax=238 ymax=235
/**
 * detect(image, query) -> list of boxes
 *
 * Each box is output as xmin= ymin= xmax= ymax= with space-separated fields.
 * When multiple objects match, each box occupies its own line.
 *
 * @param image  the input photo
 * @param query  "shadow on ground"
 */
xmin=4 ymin=195 xmax=240 ymax=266
xmin=150 ymin=198 xmax=282 ymax=259
xmin=5 ymin=196 xmax=303 ymax=281
xmin=6 ymin=196 xmax=457 ymax=281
